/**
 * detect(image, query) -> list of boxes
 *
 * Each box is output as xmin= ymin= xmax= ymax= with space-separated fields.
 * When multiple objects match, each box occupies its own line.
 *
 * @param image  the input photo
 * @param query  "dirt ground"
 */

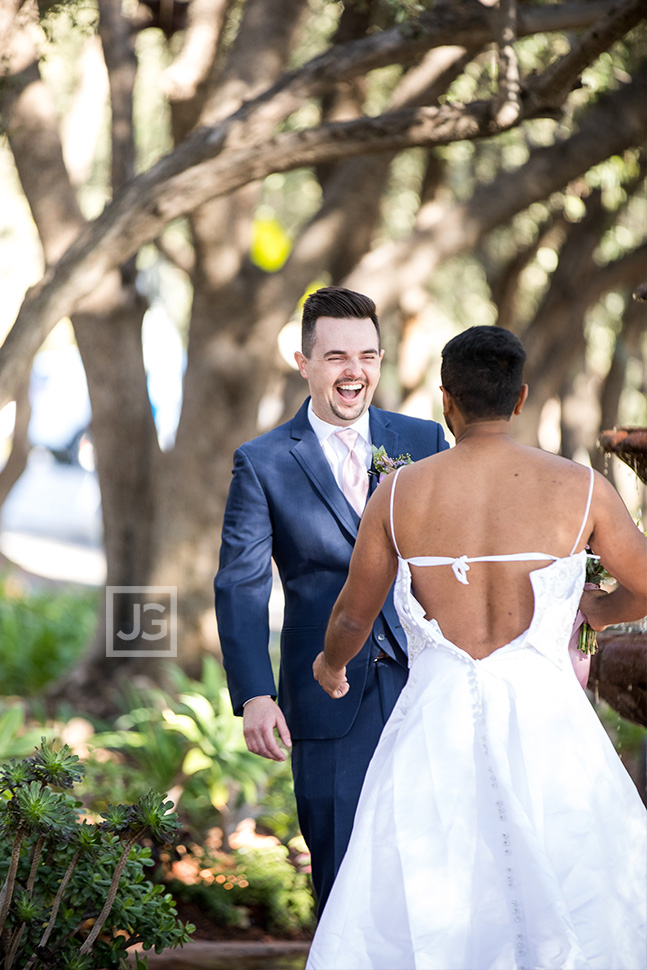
xmin=127 ymin=940 xmax=310 ymax=969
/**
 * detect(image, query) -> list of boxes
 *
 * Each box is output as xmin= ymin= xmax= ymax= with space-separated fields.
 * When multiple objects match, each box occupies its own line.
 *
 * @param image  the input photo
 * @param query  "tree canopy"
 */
xmin=0 ymin=0 xmax=645 ymax=707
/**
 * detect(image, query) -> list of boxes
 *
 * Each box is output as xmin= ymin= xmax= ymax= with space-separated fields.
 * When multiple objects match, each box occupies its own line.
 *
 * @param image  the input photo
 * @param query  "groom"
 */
xmin=215 ymin=286 xmax=448 ymax=910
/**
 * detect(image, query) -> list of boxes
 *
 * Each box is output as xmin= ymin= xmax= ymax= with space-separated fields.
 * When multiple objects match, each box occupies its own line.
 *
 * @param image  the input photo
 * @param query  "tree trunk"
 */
xmin=589 ymin=632 xmax=647 ymax=729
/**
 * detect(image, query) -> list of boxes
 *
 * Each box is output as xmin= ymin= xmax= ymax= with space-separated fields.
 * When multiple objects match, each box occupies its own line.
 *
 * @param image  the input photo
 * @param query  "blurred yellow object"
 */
xmin=250 ymin=215 xmax=292 ymax=271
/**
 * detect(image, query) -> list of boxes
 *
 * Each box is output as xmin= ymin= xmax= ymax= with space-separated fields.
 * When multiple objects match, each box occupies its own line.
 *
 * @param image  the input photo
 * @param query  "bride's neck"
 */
xmin=454 ymin=419 xmax=513 ymax=445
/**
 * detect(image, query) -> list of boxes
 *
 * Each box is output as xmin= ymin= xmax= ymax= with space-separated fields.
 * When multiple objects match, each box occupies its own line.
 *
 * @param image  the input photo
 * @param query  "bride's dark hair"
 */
xmin=441 ymin=325 xmax=526 ymax=422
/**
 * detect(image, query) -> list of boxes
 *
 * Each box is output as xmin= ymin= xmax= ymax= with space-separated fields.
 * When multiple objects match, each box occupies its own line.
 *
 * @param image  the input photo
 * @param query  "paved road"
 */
xmin=0 ymin=448 xmax=105 ymax=585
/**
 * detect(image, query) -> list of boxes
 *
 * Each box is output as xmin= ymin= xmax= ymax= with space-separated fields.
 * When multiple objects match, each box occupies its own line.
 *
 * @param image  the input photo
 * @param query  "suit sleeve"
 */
xmin=214 ymin=447 xmax=278 ymax=716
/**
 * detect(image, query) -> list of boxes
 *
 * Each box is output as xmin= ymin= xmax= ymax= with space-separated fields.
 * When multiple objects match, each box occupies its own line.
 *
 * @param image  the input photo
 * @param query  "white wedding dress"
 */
xmin=306 ymin=467 xmax=647 ymax=970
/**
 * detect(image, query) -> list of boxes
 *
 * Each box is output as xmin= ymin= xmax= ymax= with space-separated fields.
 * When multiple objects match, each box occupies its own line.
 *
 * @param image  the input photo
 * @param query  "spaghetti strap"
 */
xmin=389 ymin=466 xmax=404 ymax=559
xmin=569 ymin=466 xmax=595 ymax=556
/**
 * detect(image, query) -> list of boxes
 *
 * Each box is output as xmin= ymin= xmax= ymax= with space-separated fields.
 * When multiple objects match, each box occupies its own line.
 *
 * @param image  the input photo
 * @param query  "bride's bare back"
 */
xmin=390 ymin=435 xmax=594 ymax=658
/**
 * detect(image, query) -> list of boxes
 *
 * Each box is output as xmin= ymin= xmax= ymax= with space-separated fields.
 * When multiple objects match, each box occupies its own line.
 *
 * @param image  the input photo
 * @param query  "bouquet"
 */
xmin=577 ymin=553 xmax=609 ymax=655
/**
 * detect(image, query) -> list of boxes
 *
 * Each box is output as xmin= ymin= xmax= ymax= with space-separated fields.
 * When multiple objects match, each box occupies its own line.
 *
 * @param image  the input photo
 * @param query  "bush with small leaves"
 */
xmin=0 ymin=739 xmax=193 ymax=969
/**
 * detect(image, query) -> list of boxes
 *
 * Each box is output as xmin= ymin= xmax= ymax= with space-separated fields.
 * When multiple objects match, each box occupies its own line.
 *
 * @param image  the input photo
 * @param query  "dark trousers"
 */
xmin=291 ymin=656 xmax=408 ymax=915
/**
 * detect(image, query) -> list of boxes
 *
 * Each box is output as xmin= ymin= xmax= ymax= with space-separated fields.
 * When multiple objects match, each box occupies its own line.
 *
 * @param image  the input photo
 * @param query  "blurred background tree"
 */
xmin=0 ymin=0 xmax=645 ymax=713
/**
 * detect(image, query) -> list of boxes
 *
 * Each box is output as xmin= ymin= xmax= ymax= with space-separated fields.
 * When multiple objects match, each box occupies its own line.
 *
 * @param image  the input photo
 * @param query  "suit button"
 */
xmin=377 ymin=633 xmax=385 ymax=641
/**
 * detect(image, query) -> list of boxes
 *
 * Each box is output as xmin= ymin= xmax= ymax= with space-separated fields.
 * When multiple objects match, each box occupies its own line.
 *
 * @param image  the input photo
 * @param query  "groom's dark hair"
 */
xmin=441 ymin=326 xmax=526 ymax=422
xmin=301 ymin=286 xmax=380 ymax=357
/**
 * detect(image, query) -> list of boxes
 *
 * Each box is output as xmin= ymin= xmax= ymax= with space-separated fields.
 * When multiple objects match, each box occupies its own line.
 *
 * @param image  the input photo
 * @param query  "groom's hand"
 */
xmin=243 ymin=696 xmax=292 ymax=761
xmin=313 ymin=651 xmax=349 ymax=699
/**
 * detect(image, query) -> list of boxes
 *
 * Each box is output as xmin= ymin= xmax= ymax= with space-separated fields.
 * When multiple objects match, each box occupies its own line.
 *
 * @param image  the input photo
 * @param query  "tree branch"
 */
xmin=346 ymin=67 xmax=646 ymax=307
xmin=487 ymin=210 xmax=569 ymax=330
xmin=163 ymin=0 xmax=232 ymax=103
xmin=98 ymin=0 xmax=137 ymax=196
xmin=523 ymin=0 xmax=645 ymax=115
xmin=0 ymin=380 xmax=31 ymax=510
xmin=495 ymin=0 xmax=521 ymax=127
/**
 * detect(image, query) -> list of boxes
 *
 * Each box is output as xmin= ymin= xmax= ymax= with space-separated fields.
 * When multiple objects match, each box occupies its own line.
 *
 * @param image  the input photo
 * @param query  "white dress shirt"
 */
xmin=307 ymin=402 xmax=373 ymax=487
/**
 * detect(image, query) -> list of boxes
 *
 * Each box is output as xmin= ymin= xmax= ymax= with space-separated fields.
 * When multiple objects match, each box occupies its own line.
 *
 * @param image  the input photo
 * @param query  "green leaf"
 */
xmin=29 ymin=737 xmax=85 ymax=788
xmin=182 ymin=747 xmax=213 ymax=776
xmin=13 ymin=780 xmax=78 ymax=833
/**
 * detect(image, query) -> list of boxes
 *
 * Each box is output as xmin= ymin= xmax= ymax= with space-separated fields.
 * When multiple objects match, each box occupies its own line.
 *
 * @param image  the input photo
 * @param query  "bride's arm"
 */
xmin=580 ymin=472 xmax=647 ymax=631
xmin=313 ymin=478 xmax=398 ymax=698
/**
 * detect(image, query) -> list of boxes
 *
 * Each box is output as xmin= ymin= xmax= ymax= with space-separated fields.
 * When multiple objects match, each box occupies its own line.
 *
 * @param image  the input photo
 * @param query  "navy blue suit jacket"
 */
xmin=215 ymin=399 xmax=448 ymax=740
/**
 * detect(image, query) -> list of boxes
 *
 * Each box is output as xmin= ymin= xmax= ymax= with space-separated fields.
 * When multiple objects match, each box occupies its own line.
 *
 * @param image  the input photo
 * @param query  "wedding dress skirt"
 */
xmin=306 ymin=554 xmax=647 ymax=970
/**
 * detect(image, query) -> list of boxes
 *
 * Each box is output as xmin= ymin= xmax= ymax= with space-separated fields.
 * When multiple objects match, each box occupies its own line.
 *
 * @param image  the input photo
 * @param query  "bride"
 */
xmin=307 ymin=325 xmax=647 ymax=970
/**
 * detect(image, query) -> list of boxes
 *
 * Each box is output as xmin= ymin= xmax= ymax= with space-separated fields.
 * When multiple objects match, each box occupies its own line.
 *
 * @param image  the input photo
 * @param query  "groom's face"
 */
xmin=295 ymin=316 xmax=384 ymax=426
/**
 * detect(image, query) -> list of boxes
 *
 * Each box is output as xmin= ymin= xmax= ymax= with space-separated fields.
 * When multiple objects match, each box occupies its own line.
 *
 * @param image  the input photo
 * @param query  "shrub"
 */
xmin=164 ymin=835 xmax=315 ymax=937
xmin=89 ymin=657 xmax=298 ymax=846
xmin=0 ymin=739 xmax=193 ymax=969
xmin=0 ymin=577 xmax=98 ymax=697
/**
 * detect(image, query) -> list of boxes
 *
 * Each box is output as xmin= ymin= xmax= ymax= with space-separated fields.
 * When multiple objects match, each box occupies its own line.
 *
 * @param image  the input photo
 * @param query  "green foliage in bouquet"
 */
xmin=578 ymin=553 xmax=611 ymax=656
xmin=0 ymin=739 xmax=193 ymax=969
xmin=578 ymin=527 xmax=646 ymax=655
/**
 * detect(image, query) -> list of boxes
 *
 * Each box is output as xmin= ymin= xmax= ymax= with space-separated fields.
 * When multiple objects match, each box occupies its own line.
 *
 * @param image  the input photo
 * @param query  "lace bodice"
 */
xmin=389 ymin=465 xmax=595 ymax=670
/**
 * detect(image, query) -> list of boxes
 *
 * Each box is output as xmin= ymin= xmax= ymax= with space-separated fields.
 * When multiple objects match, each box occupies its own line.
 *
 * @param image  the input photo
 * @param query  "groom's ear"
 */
xmin=294 ymin=351 xmax=309 ymax=379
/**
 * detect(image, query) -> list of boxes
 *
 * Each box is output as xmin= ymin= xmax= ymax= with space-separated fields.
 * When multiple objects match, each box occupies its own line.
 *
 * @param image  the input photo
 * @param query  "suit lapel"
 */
xmin=368 ymin=409 xmax=400 ymax=497
xmin=290 ymin=402 xmax=400 ymax=531
xmin=290 ymin=400 xmax=360 ymax=538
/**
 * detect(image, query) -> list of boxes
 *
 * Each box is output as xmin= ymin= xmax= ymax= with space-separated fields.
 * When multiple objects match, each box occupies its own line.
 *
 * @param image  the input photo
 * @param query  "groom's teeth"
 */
xmin=338 ymin=384 xmax=362 ymax=391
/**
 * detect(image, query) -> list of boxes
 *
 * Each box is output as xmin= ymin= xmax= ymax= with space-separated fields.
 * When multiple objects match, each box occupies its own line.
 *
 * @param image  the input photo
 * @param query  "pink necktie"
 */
xmin=336 ymin=428 xmax=368 ymax=515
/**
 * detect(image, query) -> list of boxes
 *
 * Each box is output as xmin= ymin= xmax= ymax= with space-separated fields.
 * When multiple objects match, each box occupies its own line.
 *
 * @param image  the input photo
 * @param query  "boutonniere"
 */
xmin=369 ymin=445 xmax=413 ymax=483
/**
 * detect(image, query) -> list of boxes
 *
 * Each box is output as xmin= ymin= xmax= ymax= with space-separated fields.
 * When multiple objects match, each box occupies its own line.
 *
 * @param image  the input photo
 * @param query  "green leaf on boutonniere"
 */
xmin=370 ymin=445 xmax=413 ymax=479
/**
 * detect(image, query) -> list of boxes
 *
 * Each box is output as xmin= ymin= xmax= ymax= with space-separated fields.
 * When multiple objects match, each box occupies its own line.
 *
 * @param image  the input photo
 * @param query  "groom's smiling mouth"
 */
xmin=336 ymin=382 xmax=364 ymax=401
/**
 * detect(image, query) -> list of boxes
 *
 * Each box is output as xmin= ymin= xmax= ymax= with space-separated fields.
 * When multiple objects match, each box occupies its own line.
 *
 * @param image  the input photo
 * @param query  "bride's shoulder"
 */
xmin=522 ymin=447 xmax=592 ymax=482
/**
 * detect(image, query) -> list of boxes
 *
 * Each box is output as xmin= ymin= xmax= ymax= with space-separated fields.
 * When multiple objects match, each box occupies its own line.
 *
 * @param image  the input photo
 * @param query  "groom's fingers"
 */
xmin=248 ymin=721 xmax=286 ymax=761
xmin=259 ymin=723 xmax=288 ymax=761
xmin=243 ymin=697 xmax=285 ymax=761
xmin=275 ymin=709 xmax=292 ymax=750
xmin=243 ymin=697 xmax=290 ymax=761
